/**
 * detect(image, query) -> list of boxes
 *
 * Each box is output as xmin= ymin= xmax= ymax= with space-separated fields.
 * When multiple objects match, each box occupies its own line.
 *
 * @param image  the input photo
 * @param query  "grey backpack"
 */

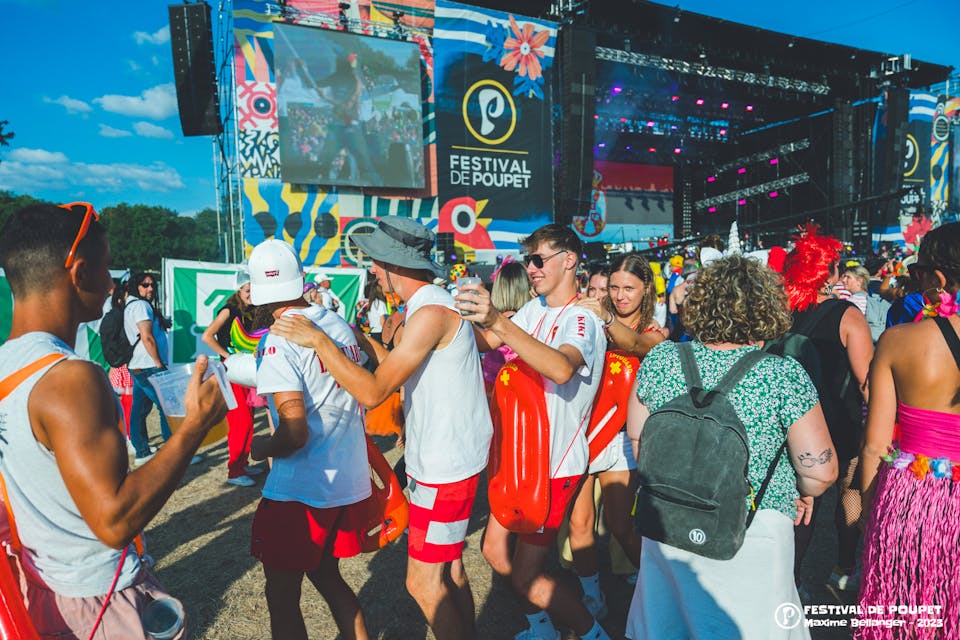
xmin=634 ymin=344 xmax=786 ymax=560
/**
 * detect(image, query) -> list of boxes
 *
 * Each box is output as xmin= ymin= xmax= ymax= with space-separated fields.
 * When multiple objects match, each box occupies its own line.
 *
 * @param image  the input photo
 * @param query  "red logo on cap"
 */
xmin=264 ymin=270 xmax=280 ymax=277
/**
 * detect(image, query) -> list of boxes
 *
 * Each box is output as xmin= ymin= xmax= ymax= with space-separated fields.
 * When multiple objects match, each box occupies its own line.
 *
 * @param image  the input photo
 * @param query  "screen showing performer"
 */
xmin=275 ymin=23 xmax=425 ymax=189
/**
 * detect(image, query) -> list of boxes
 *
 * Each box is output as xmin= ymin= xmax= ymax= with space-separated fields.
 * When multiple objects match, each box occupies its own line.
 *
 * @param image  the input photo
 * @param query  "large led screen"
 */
xmin=275 ymin=23 xmax=425 ymax=189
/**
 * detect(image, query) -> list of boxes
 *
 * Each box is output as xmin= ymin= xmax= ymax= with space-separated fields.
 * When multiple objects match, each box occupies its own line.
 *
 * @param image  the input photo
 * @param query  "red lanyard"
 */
xmin=530 ymin=295 xmax=579 ymax=343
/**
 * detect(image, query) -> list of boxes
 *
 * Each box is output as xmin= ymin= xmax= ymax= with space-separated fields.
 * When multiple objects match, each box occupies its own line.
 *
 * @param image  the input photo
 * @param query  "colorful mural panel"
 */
xmin=241 ymin=178 xmax=341 ymax=266
xmin=232 ymin=0 xmax=442 ymax=266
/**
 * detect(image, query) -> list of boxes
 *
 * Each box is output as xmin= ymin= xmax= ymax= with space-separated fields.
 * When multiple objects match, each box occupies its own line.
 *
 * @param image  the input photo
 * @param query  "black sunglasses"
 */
xmin=139 ymin=281 xmax=156 ymax=288
xmin=523 ymin=250 xmax=567 ymax=269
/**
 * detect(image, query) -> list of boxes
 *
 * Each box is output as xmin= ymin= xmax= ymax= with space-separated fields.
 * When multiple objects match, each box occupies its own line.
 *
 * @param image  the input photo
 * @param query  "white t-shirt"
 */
xmin=510 ymin=296 xmax=606 ymax=479
xmin=255 ymin=306 xmax=371 ymax=508
xmin=368 ymin=298 xmax=387 ymax=333
xmin=401 ymin=285 xmax=493 ymax=484
xmin=123 ymin=298 xmax=168 ymax=369
xmin=318 ymin=287 xmax=346 ymax=319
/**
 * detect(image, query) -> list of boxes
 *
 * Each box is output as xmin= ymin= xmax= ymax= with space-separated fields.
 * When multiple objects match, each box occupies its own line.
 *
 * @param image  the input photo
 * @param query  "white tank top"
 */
xmin=402 ymin=285 xmax=493 ymax=484
xmin=0 ymin=332 xmax=140 ymax=597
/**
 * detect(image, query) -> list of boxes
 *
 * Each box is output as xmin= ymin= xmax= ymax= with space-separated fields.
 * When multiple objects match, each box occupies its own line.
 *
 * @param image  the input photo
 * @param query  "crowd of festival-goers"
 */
xmin=0 ymin=202 xmax=957 ymax=639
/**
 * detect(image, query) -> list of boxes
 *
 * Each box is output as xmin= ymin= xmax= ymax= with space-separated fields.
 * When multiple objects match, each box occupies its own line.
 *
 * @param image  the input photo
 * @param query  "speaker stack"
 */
xmin=435 ymin=232 xmax=456 ymax=265
xmin=168 ymin=2 xmax=222 ymax=136
xmin=880 ymin=87 xmax=910 ymax=225
xmin=555 ymin=25 xmax=596 ymax=226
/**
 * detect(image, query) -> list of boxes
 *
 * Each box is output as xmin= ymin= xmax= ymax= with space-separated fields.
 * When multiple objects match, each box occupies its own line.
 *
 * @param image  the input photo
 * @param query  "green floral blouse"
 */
xmin=636 ymin=341 xmax=819 ymax=519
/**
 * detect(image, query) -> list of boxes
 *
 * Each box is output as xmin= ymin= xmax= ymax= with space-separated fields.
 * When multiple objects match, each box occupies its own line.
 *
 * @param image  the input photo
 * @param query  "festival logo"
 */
xmin=463 ymin=79 xmax=516 ymax=145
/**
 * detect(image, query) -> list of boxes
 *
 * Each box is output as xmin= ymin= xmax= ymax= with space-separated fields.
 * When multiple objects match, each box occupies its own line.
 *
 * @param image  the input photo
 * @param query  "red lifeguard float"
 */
xmin=586 ymin=351 xmax=640 ymax=463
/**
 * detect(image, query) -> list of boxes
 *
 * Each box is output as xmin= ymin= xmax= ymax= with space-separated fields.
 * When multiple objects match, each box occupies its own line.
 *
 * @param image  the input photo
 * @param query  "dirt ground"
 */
xmin=142 ymin=410 xmax=855 ymax=639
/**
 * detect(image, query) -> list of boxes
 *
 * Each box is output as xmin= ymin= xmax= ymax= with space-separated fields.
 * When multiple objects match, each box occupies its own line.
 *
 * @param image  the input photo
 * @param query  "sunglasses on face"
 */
xmin=523 ymin=250 xmax=567 ymax=269
xmin=139 ymin=282 xmax=156 ymax=289
xmin=58 ymin=202 xmax=99 ymax=269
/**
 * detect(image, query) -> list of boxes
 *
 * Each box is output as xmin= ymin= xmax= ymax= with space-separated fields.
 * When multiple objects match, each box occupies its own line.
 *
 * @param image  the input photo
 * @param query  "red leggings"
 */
xmin=226 ymin=382 xmax=255 ymax=478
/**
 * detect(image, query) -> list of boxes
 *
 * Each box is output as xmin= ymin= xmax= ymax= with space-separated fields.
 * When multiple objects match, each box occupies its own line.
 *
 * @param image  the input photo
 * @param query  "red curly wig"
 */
xmin=782 ymin=224 xmax=842 ymax=311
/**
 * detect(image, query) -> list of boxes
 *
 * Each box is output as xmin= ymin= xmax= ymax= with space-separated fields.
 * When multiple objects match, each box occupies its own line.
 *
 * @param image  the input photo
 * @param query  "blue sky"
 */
xmin=0 ymin=0 xmax=954 ymax=216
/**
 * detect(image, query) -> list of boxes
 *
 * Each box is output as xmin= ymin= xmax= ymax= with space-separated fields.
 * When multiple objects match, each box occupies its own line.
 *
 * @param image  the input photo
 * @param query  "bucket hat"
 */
xmin=248 ymin=239 xmax=304 ymax=305
xmin=354 ymin=217 xmax=446 ymax=279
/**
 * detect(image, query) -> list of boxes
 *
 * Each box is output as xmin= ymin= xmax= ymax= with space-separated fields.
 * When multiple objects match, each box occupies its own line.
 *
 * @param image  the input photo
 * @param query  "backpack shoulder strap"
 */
xmin=933 ymin=316 xmax=960 ymax=371
xmin=713 ymin=349 xmax=770 ymax=395
xmin=677 ymin=342 xmax=704 ymax=391
xmin=0 ymin=353 xmax=68 ymax=555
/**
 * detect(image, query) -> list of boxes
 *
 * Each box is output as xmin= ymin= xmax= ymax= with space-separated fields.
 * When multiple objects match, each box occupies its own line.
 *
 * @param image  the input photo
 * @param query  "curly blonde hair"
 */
xmin=682 ymin=255 xmax=792 ymax=344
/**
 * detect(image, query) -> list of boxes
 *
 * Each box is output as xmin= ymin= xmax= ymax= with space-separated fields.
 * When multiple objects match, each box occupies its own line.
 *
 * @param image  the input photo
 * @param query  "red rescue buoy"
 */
xmin=360 ymin=436 xmax=409 ymax=553
xmin=364 ymin=391 xmax=404 ymax=437
xmin=488 ymin=360 xmax=551 ymax=534
xmin=585 ymin=351 xmax=640 ymax=463
xmin=0 ymin=552 xmax=40 ymax=640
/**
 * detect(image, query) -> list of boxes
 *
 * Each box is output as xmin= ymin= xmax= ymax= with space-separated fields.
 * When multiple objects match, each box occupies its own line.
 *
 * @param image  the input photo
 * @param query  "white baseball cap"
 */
xmin=248 ymin=239 xmax=304 ymax=305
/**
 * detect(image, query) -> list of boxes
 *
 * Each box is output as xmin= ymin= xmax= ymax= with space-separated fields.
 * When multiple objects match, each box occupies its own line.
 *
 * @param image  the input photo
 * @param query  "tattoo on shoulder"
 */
xmin=798 ymin=449 xmax=834 ymax=468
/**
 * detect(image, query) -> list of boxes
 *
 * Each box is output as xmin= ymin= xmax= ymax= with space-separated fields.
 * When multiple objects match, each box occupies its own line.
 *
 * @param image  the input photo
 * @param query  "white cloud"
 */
xmin=94 ymin=83 xmax=178 ymax=120
xmin=98 ymin=124 xmax=132 ymax=138
xmin=7 ymin=148 xmax=69 ymax=163
xmin=75 ymin=162 xmax=184 ymax=191
xmin=133 ymin=121 xmax=174 ymax=139
xmin=134 ymin=25 xmax=170 ymax=45
xmin=127 ymin=59 xmax=142 ymax=72
xmin=43 ymin=95 xmax=92 ymax=114
xmin=0 ymin=149 xmax=184 ymax=194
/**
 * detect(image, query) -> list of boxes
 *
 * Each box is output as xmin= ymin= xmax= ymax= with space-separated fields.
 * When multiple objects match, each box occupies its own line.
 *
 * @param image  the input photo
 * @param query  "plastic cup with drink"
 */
xmin=148 ymin=359 xmax=235 ymax=447
xmin=450 ymin=276 xmax=482 ymax=316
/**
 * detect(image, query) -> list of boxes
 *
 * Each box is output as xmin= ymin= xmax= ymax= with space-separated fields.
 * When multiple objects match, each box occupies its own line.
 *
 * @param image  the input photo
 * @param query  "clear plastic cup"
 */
xmin=148 ymin=360 xmax=235 ymax=447
xmin=141 ymin=596 xmax=184 ymax=639
xmin=148 ymin=360 xmax=237 ymax=417
xmin=450 ymin=276 xmax=482 ymax=316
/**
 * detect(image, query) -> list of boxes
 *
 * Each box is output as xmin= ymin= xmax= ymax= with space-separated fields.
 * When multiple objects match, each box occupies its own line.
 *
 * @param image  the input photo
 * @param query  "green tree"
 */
xmin=1 ymin=193 xmax=223 ymax=270
xmin=0 ymin=190 xmax=46 ymax=234
xmin=0 ymin=121 xmax=13 ymax=151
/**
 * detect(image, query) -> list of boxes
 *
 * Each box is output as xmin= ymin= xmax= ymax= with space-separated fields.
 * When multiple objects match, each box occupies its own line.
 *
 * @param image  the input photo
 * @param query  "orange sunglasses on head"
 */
xmin=58 ymin=202 xmax=99 ymax=268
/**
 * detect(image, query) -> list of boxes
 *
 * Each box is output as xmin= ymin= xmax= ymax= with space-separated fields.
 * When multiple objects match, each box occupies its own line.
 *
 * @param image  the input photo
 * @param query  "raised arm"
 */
xmin=271 ymin=306 xmax=450 ymax=409
xmin=457 ymin=283 xmax=585 ymax=384
xmin=33 ymin=357 xmax=226 ymax=548
xmin=576 ymin=297 xmax=664 ymax=358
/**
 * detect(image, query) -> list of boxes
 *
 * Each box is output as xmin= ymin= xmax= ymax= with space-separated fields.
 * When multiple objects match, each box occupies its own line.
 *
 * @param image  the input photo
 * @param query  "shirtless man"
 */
xmin=271 ymin=217 xmax=493 ymax=640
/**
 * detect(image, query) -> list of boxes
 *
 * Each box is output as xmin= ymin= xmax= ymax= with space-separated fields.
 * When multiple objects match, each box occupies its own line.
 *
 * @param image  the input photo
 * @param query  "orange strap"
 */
xmin=0 ymin=354 xmax=67 ymax=554
xmin=0 ymin=354 xmax=144 ymax=557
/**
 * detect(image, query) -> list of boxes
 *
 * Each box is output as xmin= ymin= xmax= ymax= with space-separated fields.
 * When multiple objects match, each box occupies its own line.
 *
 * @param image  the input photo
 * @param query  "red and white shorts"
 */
xmin=518 ymin=475 xmax=585 ymax=547
xmin=250 ymin=498 xmax=366 ymax=572
xmin=407 ymin=474 xmax=480 ymax=563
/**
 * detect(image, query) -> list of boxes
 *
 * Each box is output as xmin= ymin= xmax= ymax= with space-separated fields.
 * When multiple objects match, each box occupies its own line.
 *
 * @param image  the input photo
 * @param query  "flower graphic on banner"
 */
xmin=500 ymin=15 xmax=548 ymax=80
xmin=500 ymin=15 xmax=549 ymax=99
xmin=481 ymin=14 xmax=551 ymax=100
